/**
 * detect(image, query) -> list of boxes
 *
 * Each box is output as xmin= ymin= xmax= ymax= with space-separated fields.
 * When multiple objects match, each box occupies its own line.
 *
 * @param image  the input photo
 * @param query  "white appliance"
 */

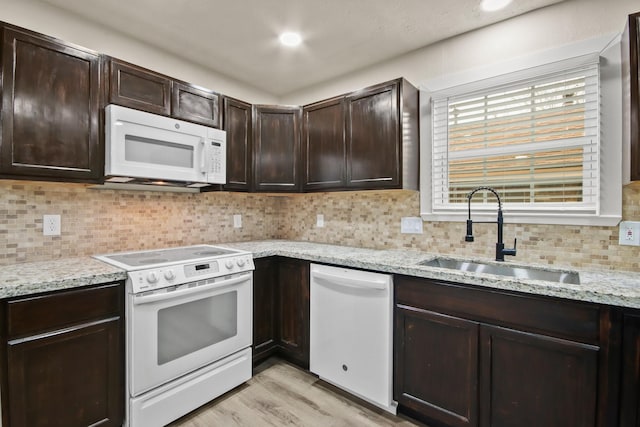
xmin=105 ymin=104 xmax=226 ymax=187
xmin=310 ymin=263 xmax=397 ymax=414
xmin=94 ymin=245 xmax=253 ymax=427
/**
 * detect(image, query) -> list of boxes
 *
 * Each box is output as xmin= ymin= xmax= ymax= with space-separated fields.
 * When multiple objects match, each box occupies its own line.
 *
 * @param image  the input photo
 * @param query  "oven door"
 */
xmin=128 ymin=272 xmax=252 ymax=396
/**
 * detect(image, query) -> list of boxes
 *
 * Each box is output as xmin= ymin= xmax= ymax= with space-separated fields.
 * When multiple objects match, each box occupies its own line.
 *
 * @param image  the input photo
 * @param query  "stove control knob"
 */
xmin=236 ymin=258 xmax=245 ymax=267
xmin=146 ymin=272 xmax=159 ymax=284
xmin=164 ymin=270 xmax=175 ymax=281
xmin=225 ymin=260 xmax=234 ymax=270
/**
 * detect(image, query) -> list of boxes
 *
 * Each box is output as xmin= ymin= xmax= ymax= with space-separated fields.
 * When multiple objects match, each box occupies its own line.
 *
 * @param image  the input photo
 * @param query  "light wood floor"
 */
xmin=169 ymin=358 xmax=424 ymax=427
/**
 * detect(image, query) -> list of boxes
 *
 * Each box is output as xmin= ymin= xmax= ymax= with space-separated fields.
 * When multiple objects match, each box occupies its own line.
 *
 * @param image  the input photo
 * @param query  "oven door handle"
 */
xmin=132 ymin=273 xmax=252 ymax=305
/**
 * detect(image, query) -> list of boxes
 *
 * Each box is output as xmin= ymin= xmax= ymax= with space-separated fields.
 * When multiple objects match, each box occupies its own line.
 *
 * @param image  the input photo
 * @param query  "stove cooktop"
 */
xmin=94 ymin=245 xmax=243 ymax=270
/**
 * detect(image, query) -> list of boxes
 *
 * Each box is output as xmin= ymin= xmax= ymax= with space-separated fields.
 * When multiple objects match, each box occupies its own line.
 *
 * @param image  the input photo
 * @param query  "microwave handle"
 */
xmin=200 ymin=139 xmax=207 ymax=175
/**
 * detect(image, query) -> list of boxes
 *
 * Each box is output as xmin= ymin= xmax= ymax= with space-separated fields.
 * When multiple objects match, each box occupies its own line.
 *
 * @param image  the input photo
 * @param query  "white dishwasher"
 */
xmin=310 ymin=263 xmax=397 ymax=414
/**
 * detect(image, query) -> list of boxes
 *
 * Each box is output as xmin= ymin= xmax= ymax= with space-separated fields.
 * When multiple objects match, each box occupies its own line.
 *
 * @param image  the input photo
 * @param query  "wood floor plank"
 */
xmin=168 ymin=358 xmax=423 ymax=427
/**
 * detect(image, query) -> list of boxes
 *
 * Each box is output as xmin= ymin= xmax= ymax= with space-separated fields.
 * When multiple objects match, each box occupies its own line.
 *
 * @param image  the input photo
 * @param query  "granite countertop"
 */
xmin=0 ymin=257 xmax=127 ymax=299
xmin=1 ymin=240 xmax=639 ymax=309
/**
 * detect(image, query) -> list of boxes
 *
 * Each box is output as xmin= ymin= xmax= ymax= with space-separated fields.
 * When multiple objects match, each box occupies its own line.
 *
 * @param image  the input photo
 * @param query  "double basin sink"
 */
xmin=418 ymin=257 xmax=580 ymax=284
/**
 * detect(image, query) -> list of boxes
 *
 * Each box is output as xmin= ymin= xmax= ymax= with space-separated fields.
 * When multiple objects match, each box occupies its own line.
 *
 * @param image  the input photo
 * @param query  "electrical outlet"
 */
xmin=316 ymin=214 xmax=324 ymax=228
xmin=619 ymin=221 xmax=640 ymax=246
xmin=401 ymin=217 xmax=423 ymax=234
xmin=43 ymin=214 xmax=61 ymax=236
xmin=233 ymin=214 xmax=242 ymax=228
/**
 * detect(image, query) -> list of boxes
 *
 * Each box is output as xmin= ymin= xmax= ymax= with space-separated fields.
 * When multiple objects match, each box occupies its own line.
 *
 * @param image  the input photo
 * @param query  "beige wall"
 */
xmin=2 ymin=180 xmax=639 ymax=271
xmin=278 ymin=187 xmax=640 ymax=271
xmin=1 ymin=0 xmax=277 ymax=104
xmin=0 ymin=181 xmax=281 ymax=265
xmin=280 ymin=0 xmax=640 ymax=104
xmin=1 ymin=0 xmax=640 ymax=271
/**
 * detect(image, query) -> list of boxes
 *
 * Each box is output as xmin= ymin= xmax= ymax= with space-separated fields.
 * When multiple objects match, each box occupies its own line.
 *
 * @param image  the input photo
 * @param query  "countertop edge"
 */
xmin=1 ymin=241 xmax=639 ymax=309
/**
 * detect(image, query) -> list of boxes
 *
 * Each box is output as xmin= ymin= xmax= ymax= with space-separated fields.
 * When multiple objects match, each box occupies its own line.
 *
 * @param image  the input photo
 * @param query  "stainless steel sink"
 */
xmin=418 ymin=258 xmax=580 ymax=284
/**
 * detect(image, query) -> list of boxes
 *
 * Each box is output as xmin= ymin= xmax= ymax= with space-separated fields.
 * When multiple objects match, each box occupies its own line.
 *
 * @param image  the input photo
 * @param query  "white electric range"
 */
xmin=95 ymin=244 xmax=254 ymax=427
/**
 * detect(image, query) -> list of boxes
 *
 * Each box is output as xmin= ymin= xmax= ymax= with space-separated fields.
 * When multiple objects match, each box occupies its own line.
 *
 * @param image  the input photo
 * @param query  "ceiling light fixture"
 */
xmin=480 ymin=0 xmax=512 ymax=12
xmin=279 ymin=32 xmax=302 ymax=47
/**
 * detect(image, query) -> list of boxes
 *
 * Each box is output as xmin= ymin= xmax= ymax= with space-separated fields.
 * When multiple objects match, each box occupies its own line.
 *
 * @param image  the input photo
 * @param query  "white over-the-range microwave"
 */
xmin=104 ymin=104 xmax=226 ymax=188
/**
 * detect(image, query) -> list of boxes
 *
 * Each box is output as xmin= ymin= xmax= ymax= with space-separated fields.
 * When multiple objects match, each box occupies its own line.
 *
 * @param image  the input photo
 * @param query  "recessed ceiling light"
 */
xmin=279 ymin=32 xmax=302 ymax=47
xmin=480 ymin=0 xmax=512 ymax=12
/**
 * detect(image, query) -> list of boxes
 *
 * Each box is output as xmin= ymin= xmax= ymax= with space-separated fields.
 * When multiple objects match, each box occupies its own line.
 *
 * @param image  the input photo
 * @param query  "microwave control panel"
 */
xmin=205 ymin=130 xmax=226 ymax=183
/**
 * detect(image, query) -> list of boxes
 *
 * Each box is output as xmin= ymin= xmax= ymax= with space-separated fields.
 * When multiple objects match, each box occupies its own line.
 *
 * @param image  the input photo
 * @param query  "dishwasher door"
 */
xmin=310 ymin=263 xmax=397 ymax=414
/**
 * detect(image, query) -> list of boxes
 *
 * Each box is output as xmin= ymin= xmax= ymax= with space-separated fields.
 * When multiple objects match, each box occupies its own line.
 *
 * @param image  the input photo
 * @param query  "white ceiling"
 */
xmin=38 ymin=0 xmax=565 ymax=97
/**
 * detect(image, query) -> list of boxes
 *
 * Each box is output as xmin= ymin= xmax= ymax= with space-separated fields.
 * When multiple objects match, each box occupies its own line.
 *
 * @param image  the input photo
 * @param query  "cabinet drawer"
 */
xmin=7 ymin=282 xmax=123 ymax=340
xmin=395 ymin=275 xmax=601 ymax=344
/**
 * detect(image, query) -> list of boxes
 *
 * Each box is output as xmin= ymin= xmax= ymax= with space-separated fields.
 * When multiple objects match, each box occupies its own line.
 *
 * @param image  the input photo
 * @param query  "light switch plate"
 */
xmin=316 ymin=214 xmax=324 ymax=228
xmin=401 ymin=217 xmax=423 ymax=234
xmin=233 ymin=214 xmax=242 ymax=228
xmin=619 ymin=221 xmax=640 ymax=246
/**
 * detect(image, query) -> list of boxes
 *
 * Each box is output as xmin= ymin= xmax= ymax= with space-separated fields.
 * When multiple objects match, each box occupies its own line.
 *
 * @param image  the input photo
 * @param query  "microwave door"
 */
xmin=110 ymin=120 xmax=206 ymax=183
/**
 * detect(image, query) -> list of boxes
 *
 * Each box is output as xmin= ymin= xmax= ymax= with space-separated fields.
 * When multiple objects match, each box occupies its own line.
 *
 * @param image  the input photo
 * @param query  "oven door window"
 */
xmin=157 ymin=290 xmax=237 ymax=365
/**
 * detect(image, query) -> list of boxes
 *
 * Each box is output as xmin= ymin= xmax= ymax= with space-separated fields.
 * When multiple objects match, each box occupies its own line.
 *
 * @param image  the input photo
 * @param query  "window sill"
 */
xmin=421 ymin=211 xmax=621 ymax=227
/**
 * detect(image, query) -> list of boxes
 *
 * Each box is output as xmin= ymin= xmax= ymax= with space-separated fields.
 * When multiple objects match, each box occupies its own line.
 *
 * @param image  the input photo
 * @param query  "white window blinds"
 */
xmin=431 ymin=59 xmax=600 ymax=213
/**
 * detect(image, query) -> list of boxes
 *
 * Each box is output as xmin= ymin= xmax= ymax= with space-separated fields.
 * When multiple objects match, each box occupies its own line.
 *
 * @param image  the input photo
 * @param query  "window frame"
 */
xmin=419 ymin=36 xmax=623 ymax=227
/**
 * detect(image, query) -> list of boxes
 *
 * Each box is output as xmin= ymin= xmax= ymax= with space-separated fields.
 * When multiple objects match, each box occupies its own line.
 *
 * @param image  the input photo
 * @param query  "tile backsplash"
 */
xmin=278 ymin=187 xmax=640 ymax=271
xmin=0 ymin=181 xmax=279 ymax=265
xmin=2 ymin=180 xmax=639 ymax=271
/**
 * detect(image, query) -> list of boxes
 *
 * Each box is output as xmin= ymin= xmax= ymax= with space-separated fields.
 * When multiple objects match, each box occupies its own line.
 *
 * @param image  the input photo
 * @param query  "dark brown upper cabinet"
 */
xmin=302 ymin=96 xmax=347 ymax=191
xmin=346 ymin=78 xmax=418 ymax=190
xmin=0 ymin=24 xmax=102 ymax=182
xmin=624 ymin=12 xmax=640 ymax=181
xmin=107 ymin=58 xmax=171 ymax=116
xmin=253 ymin=105 xmax=302 ymax=193
xmin=172 ymin=81 xmax=221 ymax=128
xmin=106 ymin=58 xmax=221 ymax=128
xmin=223 ymin=97 xmax=253 ymax=191
xmin=301 ymin=78 xmax=418 ymax=192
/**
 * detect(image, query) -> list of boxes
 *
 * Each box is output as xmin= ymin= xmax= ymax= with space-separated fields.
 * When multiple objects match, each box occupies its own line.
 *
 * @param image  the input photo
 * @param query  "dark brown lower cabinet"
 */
xmin=276 ymin=257 xmax=310 ymax=368
xmin=253 ymin=257 xmax=277 ymax=364
xmin=394 ymin=306 xmax=478 ymax=427
xmin=621 ymin=312 xmax=640 ymax=426
xmin=394 ymin=275 xmax=616 ymax=427
xmin=480 ymin=325 xmax=598 ymax=427
xmin=252 ymin=257 xmax=310 ymax=369
xmin=1 ymin=282 xmax=124 ymax=427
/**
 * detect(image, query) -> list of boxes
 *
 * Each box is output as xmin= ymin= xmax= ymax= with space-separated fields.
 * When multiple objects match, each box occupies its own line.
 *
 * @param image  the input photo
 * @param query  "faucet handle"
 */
xmin=503 ymin=238 xmax=517 ymax=257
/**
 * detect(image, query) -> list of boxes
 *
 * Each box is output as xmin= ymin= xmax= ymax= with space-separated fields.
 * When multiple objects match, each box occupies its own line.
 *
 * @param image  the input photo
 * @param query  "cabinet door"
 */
xmin=253 ymin=257 xmax=277 ymax=364
xmin=480 ymin=325 xmax=599 ymax=427
xmin=346 ymin=81 xmax=400 ymax=189
xmin=7 ymin=318 xmax=123 ymax=427
xmin=224 ymin=97 xmax=253 ymax=191
xmin=172 ymin=81 xmax=221 ymax=128
xmin=0 ymin=26 xmax=101 ymax=182
xmin=108 ymin=58 xmax=171 ymax=115
xmin=394 ymin=305 xmax=479 ymax=427
xmin=253 ymin=105 xmax=302 ymax=192
xmin=629 ymin=12 xmax=640 ymax=181
xmin=276 ymin=258 xmax=310 ymax=368
xmin=302 ymin=97 xmax=346 ymax=191
xmin=621 ymin=312 xmax=640 ymax=426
